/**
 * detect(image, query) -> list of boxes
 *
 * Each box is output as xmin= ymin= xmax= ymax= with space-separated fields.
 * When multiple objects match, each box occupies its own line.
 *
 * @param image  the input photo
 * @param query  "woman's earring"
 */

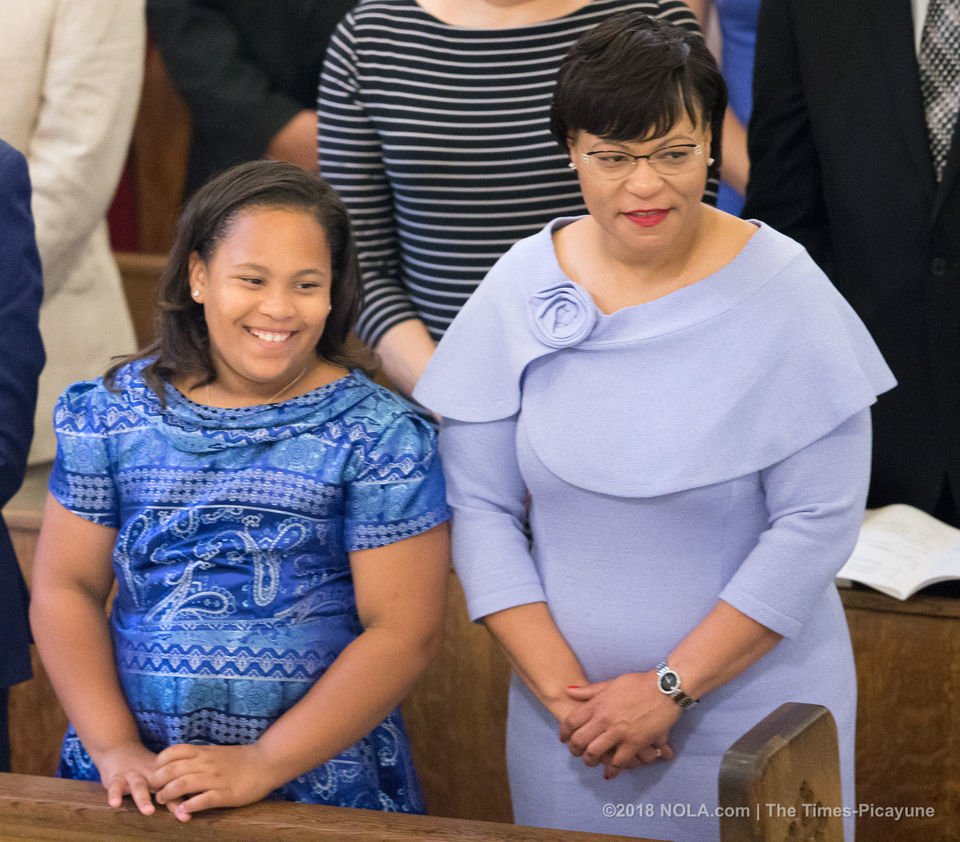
xmin=192 ymin=290 xmax=200 ymax=298
xmin=567 ymin=161 xmax=576 ymax=170
xmin=707 ymin=158 xmax=715 ymax=166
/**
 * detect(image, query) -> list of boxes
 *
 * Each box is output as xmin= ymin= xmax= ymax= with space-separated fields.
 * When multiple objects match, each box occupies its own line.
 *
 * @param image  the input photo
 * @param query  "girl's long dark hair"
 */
xmin=106 ymin=160 xmax=370 ymax=400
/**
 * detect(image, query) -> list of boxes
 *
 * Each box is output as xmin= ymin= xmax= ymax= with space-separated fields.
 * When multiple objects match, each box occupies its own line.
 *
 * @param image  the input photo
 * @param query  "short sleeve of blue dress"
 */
xmin=48 ymin=380 xmax=121 ymax=528
xmin=47 ymin=366 xmax=448 ymax=813
xmin=343 ymin=412 xmax=449 ymax=552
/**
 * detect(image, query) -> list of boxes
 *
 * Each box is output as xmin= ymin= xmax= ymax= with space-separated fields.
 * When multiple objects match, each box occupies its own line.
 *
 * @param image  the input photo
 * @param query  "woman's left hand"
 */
xmin=152 ymin=743 xmax=278 ymax=820
xmin=559 ymin=672 xmax=681 ymax=779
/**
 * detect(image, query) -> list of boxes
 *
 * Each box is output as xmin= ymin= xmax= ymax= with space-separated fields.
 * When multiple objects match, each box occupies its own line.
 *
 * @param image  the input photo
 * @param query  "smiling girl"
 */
xmin=29 ymin=161 xmax=450 ymax=820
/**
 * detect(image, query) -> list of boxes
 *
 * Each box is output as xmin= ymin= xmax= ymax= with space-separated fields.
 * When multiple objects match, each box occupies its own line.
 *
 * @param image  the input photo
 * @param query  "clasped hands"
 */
xmin=557 ymin=670 xmax=682 ymax=781
xmin=95 ymin=740 xmax=277 ymax=821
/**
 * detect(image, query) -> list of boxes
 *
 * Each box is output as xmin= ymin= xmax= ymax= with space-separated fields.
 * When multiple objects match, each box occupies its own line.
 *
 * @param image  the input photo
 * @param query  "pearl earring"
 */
xmin=707 ymin=158 xmax=716 ymax=166
xmin=567 ymin=162 xmax=576 ymax=170
xmin=192 ymin=290 xmax=200 ymax=297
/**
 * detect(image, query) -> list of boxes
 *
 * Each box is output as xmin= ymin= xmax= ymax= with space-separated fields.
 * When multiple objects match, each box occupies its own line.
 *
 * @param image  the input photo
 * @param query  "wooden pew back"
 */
xmin=719 ymin=702 xmax=843 ymax=841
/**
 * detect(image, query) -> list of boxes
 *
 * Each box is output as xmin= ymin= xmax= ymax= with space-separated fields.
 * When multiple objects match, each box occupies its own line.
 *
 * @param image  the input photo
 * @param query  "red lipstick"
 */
xmin=624 ymin=209 xmax=669 ymax=227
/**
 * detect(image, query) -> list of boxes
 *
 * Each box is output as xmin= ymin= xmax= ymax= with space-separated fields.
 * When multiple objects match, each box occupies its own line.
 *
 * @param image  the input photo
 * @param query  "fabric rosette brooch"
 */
xmin=527 ymin=281 xmax=598 ymax=349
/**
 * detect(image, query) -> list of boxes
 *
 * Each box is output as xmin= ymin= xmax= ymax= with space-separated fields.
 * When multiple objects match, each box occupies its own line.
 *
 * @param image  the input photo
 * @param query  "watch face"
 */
xmin=659 ymin=670 xmax=679 ymax=692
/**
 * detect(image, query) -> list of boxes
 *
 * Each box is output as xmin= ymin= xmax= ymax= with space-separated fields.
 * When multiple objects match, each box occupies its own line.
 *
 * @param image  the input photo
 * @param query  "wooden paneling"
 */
xmin=115 ymin=251 xmax=167 ymax=348
xmin=6 ymin=510 xmax=67 ymax=778
xmin=841 ymin=588 xmax=960 ymax=839
xmin=400 ymin=573 xmax=512 ymax=822
xmin=131 ymin=42 xmax=190 ymax=254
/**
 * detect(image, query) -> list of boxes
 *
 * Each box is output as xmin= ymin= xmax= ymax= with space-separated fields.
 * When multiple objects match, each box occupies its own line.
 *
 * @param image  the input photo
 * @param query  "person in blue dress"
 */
xmin=29 ymin=160 xmax=450 ymax=821
xmin=686 ymin=0 xmax=760 ymax=214
xmin=415 ymin=13 xmax=893 ymax=840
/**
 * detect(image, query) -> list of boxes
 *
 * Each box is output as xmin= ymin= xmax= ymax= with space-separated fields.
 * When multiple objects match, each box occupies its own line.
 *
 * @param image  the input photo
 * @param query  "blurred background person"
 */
xmin=0 ymin=139 xmax=45 ymax=772
xmin=147 ymin=0 xmax=356 ymax=196
xmin=744 ymin=0 xmax=960 ymax=528
xmin=319 ymin=0 xmax=708 ymax=399
xmin=684 ymin=0 xmax=757 ymax=213
xmin=0 ymin=2 xmax=145 ymax=464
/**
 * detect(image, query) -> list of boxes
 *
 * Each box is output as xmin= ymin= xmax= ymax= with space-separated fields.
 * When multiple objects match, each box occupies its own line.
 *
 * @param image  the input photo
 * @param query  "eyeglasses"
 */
xmin=572 ymin=144 xmax=713 ymax=180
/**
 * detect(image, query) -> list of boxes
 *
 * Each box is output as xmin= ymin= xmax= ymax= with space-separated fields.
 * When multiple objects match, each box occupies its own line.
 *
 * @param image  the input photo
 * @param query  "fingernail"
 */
xmin=567 ymin=685 xmax=579 ymax=689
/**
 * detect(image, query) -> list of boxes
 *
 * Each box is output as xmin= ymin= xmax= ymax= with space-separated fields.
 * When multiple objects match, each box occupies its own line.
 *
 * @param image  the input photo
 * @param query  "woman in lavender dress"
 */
xmin=30 ymin=161 xmax=449 ymax=821
xmin=416 ymin=14 xmax=892 ymax=839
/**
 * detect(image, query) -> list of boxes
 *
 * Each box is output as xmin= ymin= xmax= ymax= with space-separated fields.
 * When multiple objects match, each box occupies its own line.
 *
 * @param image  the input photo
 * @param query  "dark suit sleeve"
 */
xmin=0 ymin=142 xmax=44 ymax=507
xmin=146 ymin=0 xmax=304 ymax=164
xmin=742 ymin=0 xmax=833 ymax=274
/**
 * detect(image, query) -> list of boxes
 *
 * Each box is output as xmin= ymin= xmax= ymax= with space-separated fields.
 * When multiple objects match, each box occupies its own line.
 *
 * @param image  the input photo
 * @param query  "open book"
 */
xmin=836 ymin=504 xmax=960 ymax=600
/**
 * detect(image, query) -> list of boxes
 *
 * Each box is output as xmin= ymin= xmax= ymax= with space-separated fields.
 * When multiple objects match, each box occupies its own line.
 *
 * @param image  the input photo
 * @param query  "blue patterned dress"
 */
xmin=49 ymin=360 xmax=449 ymax=812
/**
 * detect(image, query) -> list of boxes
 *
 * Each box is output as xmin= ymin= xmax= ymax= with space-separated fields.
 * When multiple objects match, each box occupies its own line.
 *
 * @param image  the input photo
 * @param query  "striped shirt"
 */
xmin=319 ymin=0 xmax=706 ymax=346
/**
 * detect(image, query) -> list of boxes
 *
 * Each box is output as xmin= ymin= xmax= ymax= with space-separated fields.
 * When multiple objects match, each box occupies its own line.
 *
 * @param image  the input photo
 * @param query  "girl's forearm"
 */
xmin=252 ymin=623 xmax=440 ymax=789
xmin=30 ymin=587 xmax=143 ymax=757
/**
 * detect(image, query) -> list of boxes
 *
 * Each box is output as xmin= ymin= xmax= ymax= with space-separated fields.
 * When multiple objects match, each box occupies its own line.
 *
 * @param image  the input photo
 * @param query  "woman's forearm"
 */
xmin=664 ymin=600 xmax=781 ymax=701
xmin=483 ymin=602 xmax=588 ymax=720
xmin=374 ymin=319 xmax=437 ymax=399
xmin=720 ymin=109 xmax=750 ymax=196
xmin=250 ymin=622 xmax=441 ymax=789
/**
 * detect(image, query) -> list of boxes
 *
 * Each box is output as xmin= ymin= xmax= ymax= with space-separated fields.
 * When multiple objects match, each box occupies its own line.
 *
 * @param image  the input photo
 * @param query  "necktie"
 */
xmin=919 ymin=0 xmax=960 ymax=181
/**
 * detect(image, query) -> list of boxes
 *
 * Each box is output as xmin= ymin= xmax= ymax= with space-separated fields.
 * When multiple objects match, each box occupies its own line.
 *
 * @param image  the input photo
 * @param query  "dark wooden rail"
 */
xmin=0 ymin=773 xmax=640 ymax=841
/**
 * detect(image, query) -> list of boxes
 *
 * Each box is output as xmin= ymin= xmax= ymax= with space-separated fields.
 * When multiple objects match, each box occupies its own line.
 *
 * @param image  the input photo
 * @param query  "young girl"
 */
xmin=29 ymin=161 xmax=450 ymax=821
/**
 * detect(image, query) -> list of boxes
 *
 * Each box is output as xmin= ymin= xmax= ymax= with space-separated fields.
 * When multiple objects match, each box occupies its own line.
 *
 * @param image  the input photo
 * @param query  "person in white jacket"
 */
xmin=0 ymin=1 xmax=145 ymax=463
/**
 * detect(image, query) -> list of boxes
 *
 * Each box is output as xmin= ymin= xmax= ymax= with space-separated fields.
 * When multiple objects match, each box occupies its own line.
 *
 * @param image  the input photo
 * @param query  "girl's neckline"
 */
xmin=167 ymin=368 xmax=356 ymax=414
xmin=411 ymin=0 xmax=596 ymax=31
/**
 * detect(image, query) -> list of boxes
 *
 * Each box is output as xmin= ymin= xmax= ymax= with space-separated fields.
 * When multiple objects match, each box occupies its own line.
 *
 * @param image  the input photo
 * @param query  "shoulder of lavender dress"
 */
xmin=481 ymin=217 xmax=577 ymax=296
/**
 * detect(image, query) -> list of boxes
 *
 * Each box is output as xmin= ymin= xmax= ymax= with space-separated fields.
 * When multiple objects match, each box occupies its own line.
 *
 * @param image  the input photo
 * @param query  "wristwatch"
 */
xmin=656 ymin=660 xmax=699 ymax=709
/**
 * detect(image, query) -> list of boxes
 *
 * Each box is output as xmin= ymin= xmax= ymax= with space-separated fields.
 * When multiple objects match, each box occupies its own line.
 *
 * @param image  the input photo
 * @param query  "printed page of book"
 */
xmin=836 ymin=504 xmax=960 ymax=599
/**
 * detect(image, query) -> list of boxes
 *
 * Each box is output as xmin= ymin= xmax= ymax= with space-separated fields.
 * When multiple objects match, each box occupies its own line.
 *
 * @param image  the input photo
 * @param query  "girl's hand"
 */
xmin=560 ymin=673 xmax=681 ymax=778
xmin=153 ymin=743 xmax=277 ymax=821
xmin=94 ymin=741 xmax=160 ymax=815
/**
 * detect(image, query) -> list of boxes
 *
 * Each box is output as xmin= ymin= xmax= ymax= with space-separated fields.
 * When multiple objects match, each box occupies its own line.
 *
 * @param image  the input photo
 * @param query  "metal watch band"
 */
xmin=655 ymin=660 xmax=699 ymax=709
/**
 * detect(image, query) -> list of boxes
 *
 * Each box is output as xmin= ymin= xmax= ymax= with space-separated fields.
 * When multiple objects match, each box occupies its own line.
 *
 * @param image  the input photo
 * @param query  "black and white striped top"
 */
xmin=319 ymin=0 xmax=705 ymax=346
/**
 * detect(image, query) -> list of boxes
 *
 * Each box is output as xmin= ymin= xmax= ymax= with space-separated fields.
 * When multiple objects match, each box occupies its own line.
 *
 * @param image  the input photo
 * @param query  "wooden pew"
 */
xmin=6 ymin=488 xmax=844 ymax=834
xmin=0 ymin=702 xmax=841 ymax=841
xmin=0 ymin=773 xmax=639 ymax=842
xmin=720 ymin=702 xmax=843 ymax=841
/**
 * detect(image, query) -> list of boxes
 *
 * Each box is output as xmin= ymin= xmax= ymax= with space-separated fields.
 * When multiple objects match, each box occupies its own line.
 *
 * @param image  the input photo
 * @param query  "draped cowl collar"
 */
xmin=416 ymin=217 xmax=896 ymax=497
xmin=112 ymin=360 xmax=374 ymax=454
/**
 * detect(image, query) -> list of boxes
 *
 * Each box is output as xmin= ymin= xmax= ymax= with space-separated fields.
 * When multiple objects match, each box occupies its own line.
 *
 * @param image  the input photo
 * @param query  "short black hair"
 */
xmin=106 ymin=160 xmax=369 ymax=399
xmin=550 ymin=12 xmax=726 ymax=170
